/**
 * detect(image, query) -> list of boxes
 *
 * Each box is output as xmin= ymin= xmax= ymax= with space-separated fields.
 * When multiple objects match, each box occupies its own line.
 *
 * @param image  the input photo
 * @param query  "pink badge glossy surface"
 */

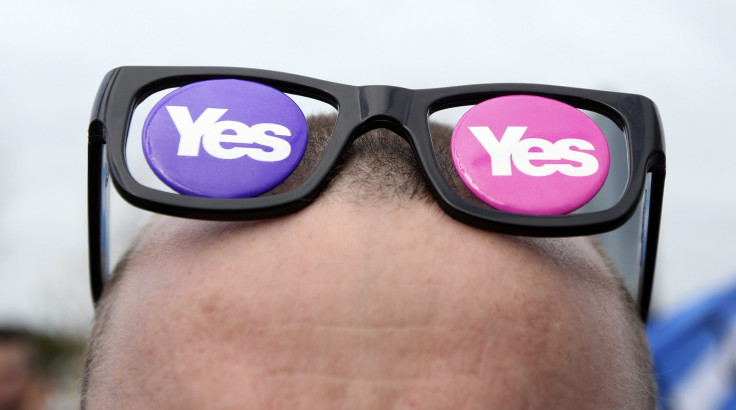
xmin=451 ymin=95 xmax=610 ymax=215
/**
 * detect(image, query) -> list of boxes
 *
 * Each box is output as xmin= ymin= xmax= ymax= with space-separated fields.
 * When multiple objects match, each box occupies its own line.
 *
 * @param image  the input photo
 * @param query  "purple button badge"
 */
xmin=142 ymin=79 xmax=308 ymax=198
xmin=451 ymin=95 xmax=610 ymax=215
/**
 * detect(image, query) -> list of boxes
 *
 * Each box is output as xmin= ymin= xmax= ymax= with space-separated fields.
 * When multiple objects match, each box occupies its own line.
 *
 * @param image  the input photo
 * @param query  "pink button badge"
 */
xmin=451 ymin=95 xmax=610 ymax=215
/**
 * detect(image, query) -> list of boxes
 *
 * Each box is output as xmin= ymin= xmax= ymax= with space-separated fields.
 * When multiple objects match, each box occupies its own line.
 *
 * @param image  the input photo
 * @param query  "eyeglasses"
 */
xmin=87 ymin=66 xmax=666 ymax=321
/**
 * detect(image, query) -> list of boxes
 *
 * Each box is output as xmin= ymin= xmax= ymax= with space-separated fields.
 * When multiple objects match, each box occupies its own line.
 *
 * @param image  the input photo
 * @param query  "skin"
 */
xmin=0 ymin=338 xmax=48 ymax=410
xmin=0 ymin=342 xmax=32 ymax=409
xmin=85 ymin=196 xmax=649 ymax=409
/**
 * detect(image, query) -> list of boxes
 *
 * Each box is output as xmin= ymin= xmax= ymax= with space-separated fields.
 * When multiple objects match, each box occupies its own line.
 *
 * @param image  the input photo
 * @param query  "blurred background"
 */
xmin=1 ymin=0 xmax=734 ymax=407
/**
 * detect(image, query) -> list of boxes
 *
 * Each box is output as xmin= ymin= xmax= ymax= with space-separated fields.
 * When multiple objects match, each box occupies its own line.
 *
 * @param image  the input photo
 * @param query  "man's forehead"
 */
xmin=86 ymin=191 xmax=652 ymax=408
xmin=104 ymin=198 xmax=621 ymax=308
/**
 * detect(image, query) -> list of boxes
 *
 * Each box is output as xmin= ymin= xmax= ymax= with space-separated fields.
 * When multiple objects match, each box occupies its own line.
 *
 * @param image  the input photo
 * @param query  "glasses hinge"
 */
xmin=88 ymin=120 xmax=106 ymax=144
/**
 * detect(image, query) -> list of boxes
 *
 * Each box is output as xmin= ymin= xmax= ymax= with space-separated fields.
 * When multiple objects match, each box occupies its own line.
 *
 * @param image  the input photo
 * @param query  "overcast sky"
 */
xmin=1 ymin=0 xmax=734 ymax=335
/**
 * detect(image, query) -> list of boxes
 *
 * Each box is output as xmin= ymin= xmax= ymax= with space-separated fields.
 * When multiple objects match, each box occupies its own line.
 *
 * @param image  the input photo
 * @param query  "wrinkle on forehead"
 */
xmin=102 ymin=200 xmax=629 ymax=406
xmin=88 ymin=196 xmax=649 ymax=408
xmin=117 ymin=200 xmax=620 ymax=304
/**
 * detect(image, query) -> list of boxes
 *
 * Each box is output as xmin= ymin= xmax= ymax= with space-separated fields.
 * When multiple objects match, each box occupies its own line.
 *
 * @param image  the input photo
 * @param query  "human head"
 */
xmin=0 ymin=328 xmax=41 ymax=410
xmin=83 ymin=116 xmax=655 ymax=408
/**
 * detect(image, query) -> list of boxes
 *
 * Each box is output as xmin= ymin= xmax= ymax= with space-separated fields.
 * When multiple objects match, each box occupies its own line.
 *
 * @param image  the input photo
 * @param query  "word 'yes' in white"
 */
xmin=468 ymin=126 xmax=599 ymax=177
xmin=166 ymin=106 xmax=292 ymax=161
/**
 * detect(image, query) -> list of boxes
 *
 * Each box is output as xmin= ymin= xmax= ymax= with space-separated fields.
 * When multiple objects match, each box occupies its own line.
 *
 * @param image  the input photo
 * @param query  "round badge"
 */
xmin=142 ymin=79 xmax=308 ymax=198
xmin=451 ymin=95 xmax=610 ymax=215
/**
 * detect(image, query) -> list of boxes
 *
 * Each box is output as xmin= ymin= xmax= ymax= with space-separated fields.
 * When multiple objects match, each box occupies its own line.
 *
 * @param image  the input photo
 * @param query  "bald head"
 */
xmin=83 ymin=119 xmax=655 ymax=408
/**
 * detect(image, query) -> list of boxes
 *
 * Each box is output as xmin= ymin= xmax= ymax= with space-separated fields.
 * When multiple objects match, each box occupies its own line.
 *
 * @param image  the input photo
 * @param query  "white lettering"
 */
xmin=167 ymin=106 xmax=227 ymax=156
xmin=553 ymin=139 xmax=599 ymax=177
xmin=468 ymin=126 xmax=527 ymax=176
xmin=469 ymin=126 xmax=599 ymax=177
xmin=166 ymin=106 xmax=293 ymax=161
xmin=246 ymin=123 xmax=292 ymax=162
xmin=512 ymin=138 xmax=559 ymax=177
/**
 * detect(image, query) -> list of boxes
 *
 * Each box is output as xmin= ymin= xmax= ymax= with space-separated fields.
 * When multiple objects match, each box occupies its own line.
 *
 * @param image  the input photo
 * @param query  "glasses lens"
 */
xmin=429 ymin=95 xmax=629 ymax=216
xmin=125 ymin=79 xmax=337 ymax=199
xmin=596 ymin=175 xmax=647 ymax=299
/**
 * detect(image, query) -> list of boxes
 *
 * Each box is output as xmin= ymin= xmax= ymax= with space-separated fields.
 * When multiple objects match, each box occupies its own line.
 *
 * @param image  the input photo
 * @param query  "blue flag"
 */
xmin=648 ymin=279 xmax=736 ymax=409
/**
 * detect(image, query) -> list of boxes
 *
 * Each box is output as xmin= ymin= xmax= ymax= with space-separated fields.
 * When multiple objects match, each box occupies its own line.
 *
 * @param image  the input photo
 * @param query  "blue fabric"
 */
xmin=648 ymin=280 xmax=736 ymax=408
xmin=719 ymin=386 xmax=736 ymax=410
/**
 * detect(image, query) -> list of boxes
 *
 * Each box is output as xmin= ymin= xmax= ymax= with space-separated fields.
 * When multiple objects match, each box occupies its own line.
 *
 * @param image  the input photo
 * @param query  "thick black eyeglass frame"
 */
xmin=88 ymin=66 xmax=666 ymax=321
